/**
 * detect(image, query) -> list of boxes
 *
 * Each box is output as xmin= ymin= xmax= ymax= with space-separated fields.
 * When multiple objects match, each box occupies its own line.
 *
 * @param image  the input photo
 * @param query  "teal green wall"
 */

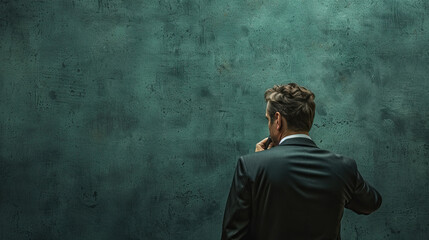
xmin=1 ymin=0 xmax=428 ymax=239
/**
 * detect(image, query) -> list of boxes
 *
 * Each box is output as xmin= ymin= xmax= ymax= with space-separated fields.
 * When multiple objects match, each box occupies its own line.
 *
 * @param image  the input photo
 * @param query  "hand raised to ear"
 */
xmin=255 ymin=137 xmax=274 ymax=152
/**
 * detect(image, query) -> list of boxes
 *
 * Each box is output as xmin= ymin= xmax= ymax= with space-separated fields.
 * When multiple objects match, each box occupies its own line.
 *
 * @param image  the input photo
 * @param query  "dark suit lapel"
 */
xmin=278 ymin=137 xmax=318 ymax=148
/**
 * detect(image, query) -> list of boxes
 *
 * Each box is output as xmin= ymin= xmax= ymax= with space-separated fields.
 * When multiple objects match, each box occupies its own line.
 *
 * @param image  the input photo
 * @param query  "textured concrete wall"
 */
xmin=1 ymin=0 xmax=428 ymax=239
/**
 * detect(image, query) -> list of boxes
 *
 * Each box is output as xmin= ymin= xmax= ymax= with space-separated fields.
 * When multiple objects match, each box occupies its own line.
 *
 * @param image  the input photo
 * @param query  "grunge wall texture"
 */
xmin=1 ymin=0 xmax=428 ymax=239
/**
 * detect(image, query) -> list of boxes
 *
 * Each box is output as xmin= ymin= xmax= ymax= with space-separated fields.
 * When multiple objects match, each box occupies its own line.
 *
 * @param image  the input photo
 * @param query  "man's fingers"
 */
xmin=257 ymin=137 xmax=268 ymax=146
xmin=255 ymin=137 xmax=269 ymax=152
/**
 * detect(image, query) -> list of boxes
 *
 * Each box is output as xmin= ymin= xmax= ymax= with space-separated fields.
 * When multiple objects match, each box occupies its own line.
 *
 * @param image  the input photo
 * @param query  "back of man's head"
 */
xmin=264 ymin=83 xmax=316 ymax=132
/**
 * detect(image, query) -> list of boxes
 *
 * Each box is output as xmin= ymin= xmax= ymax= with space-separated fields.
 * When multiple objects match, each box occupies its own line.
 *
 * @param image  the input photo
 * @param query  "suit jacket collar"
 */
xmin=278 ymin=137 xmax=318 ymax=148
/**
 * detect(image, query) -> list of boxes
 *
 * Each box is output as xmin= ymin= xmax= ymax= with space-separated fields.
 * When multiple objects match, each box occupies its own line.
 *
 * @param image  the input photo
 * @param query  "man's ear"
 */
xmin=275 ymin=112 xmax=282 ymax=130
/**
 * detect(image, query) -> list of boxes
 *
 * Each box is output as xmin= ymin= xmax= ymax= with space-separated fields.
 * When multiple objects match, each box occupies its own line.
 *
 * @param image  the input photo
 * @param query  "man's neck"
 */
xmin=277 ymin=131 xmax=311 ymax=145
xmin=279 ymin=131 xmax=309 ymax=140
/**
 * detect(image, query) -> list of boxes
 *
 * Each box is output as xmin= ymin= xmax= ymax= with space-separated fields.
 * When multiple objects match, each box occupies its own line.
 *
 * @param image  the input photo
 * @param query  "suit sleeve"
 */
xmin=345 ymin=160 xmax=382 ymax=215
xmin=221 ymin=157 xmax=251 ymax=240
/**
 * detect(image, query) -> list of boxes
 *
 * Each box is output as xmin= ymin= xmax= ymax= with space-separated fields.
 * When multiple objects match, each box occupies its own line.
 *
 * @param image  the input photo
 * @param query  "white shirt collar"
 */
xmin=279 ymin=134 xmax=312 ymax=145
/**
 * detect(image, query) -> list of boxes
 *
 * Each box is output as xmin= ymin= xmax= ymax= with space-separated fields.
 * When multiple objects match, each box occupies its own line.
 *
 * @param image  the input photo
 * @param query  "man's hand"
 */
xmin=255 ymin=137 xmax=274 ymax=152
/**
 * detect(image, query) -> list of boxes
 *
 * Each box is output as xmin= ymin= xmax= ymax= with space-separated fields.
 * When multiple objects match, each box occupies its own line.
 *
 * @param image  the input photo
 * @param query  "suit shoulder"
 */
xmin=339 ymin=154 xmax=357 ymax=167
xmin=237 ymin=150 xmax=274 ymax=176
xmin=330 ymin=152 xmax=358 ymax=172
xmin=240 ymin=149 xmax=276 ymax=163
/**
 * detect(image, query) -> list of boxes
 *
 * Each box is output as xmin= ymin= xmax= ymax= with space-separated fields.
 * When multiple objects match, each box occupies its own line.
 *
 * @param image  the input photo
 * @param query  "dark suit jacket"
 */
xmin=221 ymin=137 xmax=382 ymax=240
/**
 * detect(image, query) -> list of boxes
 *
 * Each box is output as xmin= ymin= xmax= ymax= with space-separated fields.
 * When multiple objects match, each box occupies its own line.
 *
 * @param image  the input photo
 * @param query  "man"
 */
xmin=221 ymin=83 xmax=382 ymax=240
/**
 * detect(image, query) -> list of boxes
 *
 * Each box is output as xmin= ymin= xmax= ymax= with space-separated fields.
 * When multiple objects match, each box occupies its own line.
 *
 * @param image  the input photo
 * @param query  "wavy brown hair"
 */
xmin=264 ymin=83 xmax=316 ymax=132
